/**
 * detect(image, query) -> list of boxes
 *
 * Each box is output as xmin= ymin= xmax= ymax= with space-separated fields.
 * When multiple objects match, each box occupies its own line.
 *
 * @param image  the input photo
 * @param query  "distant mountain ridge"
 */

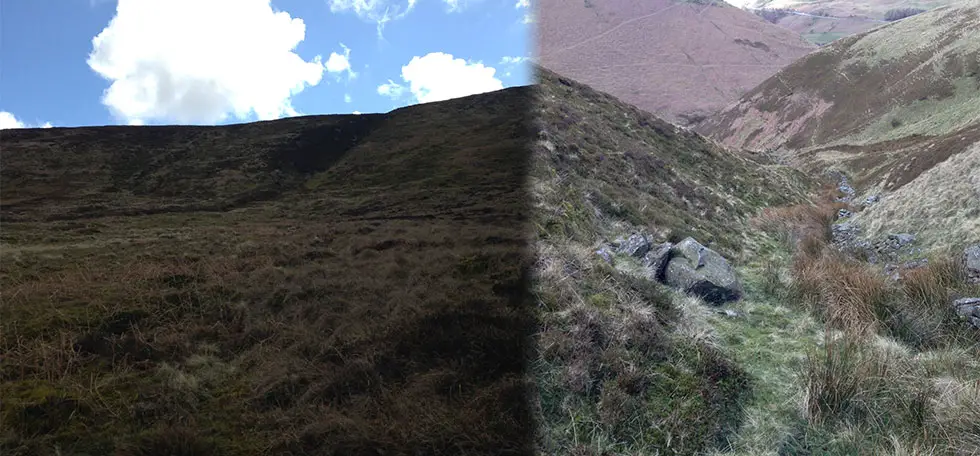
xmin=697 ymin=0 xmax=980 ymax=187
xmin=698 ymin=0 xmax=980 ymax=254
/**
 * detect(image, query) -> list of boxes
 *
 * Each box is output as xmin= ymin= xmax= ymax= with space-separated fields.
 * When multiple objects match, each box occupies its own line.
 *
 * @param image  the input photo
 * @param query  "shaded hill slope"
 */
xmin=536 ymin=0 xmax=816 ymax=126
xmin=698 ymin=0 xmax=980 ymax=193
xmin=1 ymin=90 xmax=531 ymax=223
xmin=529 ymin=66 xmax=818 ymax=454
xmin=1 ymin=88 xmax=538 ymax=455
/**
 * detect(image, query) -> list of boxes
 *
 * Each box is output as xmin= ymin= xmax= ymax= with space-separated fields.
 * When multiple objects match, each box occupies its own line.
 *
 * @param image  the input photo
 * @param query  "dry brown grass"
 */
xmin=791 ymin=253 xmax=893 ymax=336
xmin=754 ymin=174 xmax=980 ymax=453
xmin=750 ymin=184 xmax=848 ymax=250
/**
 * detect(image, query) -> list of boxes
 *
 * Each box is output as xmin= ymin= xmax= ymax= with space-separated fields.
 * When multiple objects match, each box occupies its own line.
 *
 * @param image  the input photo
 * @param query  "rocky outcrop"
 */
xmin=641 ymin=242 xmax=673 ymax=282
xmin=871 ymin=233 xmax=921 ymax=264
xmin=596 ymin=246 xmax=614 ymax=265
xmin=883 ymin=258 xmax=928 ymax=281
xmin=663 ymin=237 xmax=743 ymax=305
xmin=861 ymin=194 xmax=880 ymax=208
xmin=831 ymin=222 xmax=878 ymax=262
xmin=828 ymin=170 xmax=856 ymax=203
xmin=595 ymin=235 xmax=742 ymax=305
xmin=953 ymin=297 xmax=980 ymax=329
xmin=617 ymin=233 xmax=652 ymax=258
xmin=964 ymin=244 xmax=980 ymax=284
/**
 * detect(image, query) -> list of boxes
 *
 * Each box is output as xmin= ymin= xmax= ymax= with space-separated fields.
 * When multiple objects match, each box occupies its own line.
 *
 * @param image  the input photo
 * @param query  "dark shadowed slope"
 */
xmin=697 ymin=1 xmax=980 ymax=193
xmin=1 ymin=88 xmax=537 ymax=455
xmin=536 ymin=0 xmax=815 ymax=126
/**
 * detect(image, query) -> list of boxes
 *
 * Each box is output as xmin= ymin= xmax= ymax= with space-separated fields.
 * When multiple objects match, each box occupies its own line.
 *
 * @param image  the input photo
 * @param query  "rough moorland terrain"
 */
xmin=536 ymin=0 xmax=815 ymax=126
xmin=533 ymin=63 xmax=980 ymax=456
xmin=1 ymin=89 xmax=537 ymax=455
xmin=697 ymin=0 xmax=980 ymax=254
xmin=531 ymin=0 xmax=980 ymax=451
xmin=529 ymin=66 xmax=820 ymax=454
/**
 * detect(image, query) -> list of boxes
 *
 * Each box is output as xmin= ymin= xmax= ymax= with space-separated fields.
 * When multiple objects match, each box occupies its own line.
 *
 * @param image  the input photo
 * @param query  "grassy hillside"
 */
xmin=529 ymin=67 xmax=818 ymax=454
xmin=1 ymin=88 xmax=538 ymax=455
xmin=697 ymin=0 xmax=980 ymax=224
xmin=847 ymin=142 xmax=980 ymax=255
xmin=531 ymin=65 xmax=980 ymax=455
xmin=750 ymin=0 xmax=956 ymax=46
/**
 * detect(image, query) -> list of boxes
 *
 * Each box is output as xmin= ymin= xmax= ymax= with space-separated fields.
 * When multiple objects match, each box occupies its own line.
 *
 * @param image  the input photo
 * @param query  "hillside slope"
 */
xmin=748 ymin=0 xmax=953 ymax=45
xmin=529 ymin=66 xmax=818 ymax=454
xmin=532 ymin=64 xmax=980 ymax=455
xmin=536 ymin=0 xmax=816 ymax=126
xmin=698 ymin=1 xmax=980 ymax=194
xmin=1 ymin=88 xmax=538 ymax=455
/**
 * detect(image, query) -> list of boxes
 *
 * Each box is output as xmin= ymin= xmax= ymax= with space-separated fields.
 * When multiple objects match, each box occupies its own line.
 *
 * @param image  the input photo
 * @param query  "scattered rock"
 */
xmin=641 ymin=242 xmax=673 ymax=282
xmin=837 ymin=208 xmax=853 ymax=219
xmin=832 ymin=222 xmax=879 ymax=263
xmin=884 ymin=258 xmax=929 ymax=281
xmin=828 ymin=171 xmax=856 ymax=203
xmin=963 ymin=244 xmax=980 ymax=284
xmin=888 ymin=233 xmax=915 ymax=246
xmin=862 ymin=194 xmax=880 ymax=208
xmin=869 ymin=233 xmax=919 ymax=263
xmin=714 ymin=309 xmax=740 ymax=318
xmin=955 ymin=305 xmax=975 ymax=319
xmin=954 ymin=298 xmax=980 ymax=329
xmin=595 ymin=246 xmax=614 ymax=265
xmin=954 ymin=297 xmax=980 ymax=308
xmin=904 ymin=258 xmax=929 ymax=269
xmin=663 ymin=237 xmax=742 ymax=305
xmin=831 ymin=222 xmax=861 ymax=246
xmin=617 ymin=233 xmax=651 ymax=258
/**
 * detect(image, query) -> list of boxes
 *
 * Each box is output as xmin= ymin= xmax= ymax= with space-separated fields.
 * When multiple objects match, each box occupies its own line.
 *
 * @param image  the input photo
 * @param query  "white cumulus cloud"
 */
xmin=377 ymin=80 xmax=406 ymax=98
xmin=443 ymin=0 xmax=474 ymax=12
xmin=515 ymin=0 xmax=529 ymax=8
xmin=0 ymin=111 xmax=53 ymax=129
xmin=326 ymin=43 xmax=357 ymax=80
xmin=87 ymin=0 xmax=327 ymax=125
xmin=328 ymin=0 xmax=418 ymax=39
xmin=377 ymin=52 xmax=504 ymax=104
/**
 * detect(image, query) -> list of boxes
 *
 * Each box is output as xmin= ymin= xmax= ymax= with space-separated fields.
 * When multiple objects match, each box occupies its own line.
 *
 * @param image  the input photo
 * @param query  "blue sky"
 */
xmin=0 ymin=0 xmax=533 ymax=128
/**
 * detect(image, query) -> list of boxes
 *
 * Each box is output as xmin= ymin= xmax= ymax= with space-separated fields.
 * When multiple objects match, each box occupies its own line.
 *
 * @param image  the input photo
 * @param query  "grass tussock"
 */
xmin=751 ymin=184 xmax=848 ymax=251
xmin=790 ymin=249 xmax=894 ymax=335
xmin=752 ymin=180 xmax=980 ymax=454
xmin=531 ymin=247 xmax=751 ymax=455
